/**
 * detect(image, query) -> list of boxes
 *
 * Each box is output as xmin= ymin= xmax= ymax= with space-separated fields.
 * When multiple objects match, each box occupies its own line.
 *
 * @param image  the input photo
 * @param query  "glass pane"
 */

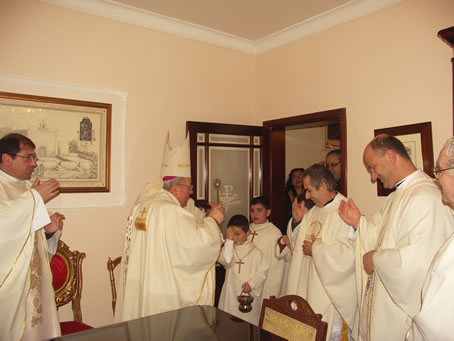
xmin=208 ymin=134 xmax=250 ymax=145
xmin=253 ymin=136 xmax=261 ymax=145
xmin=209 ymin=147 xmax=250 ymax=234
xmin=253 ymin=148 xmax=261 ymax=198
xmin=196 ymin=146 xmax=206 ymax=200
xmin=197 ymin=133 xmax=205 ymax=143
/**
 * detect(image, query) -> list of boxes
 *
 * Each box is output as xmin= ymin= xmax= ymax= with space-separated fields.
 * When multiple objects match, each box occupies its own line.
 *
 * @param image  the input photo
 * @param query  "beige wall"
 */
xmin=285 ymin=127 xmax=328 ymax=176
xmin=1 ymin=0 xmax=257 ymax=327
xmin=257 ymin=0 xmax=454 ymax=215
xmin=1 ymin=0 xmax=453 ymax=328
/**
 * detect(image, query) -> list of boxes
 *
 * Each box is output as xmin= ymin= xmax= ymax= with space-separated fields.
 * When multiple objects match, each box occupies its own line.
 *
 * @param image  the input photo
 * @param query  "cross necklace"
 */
xmin=233 ymin=246 xmax=255 ymax=273
xmin=250 ymin=229 xmax=258 ymax=242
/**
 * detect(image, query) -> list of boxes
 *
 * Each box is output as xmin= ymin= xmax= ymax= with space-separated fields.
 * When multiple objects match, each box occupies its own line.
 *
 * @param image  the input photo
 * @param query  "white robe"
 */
xmin=218 ymin=240 xmax=269 ymax=326
xmin=115 ymin=186 xmax=222 ymax=322
xmin=248 ymin=221 xmax=285 ymax=304
xmin=276 ymin=218 xmax=299 ymax=297
xmin=285 ymin=193 xmax=357 ymax=341
xmin=406 ymin=229 xmax=454 ymax=341
xmin=356 ymin=170 xmax=454 ymax=341
xmin=0 ymin=170 xmax=60 ymax=341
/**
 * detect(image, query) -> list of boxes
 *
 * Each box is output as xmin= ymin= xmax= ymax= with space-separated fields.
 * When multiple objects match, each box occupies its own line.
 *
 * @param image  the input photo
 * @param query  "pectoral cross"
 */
xmin=236 ymin=260 xmax=244 ymax=273
xmin=250 ymin=230 xmax=258 ymax=242
xmin=138 ymin=207 xmax=147 ymax=217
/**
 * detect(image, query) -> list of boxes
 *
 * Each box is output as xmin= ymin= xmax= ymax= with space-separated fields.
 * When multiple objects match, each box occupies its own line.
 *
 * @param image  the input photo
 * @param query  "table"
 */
xmin=46 ymin=305 xmax=278 ymax=341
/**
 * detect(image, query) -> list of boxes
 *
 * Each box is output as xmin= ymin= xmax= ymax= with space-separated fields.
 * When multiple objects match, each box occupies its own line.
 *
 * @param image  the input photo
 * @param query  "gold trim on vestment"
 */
xmin=0 ymin=190 xmax=35 ymax=288
xmin=196 ymin=245 xmax=221 ymax=305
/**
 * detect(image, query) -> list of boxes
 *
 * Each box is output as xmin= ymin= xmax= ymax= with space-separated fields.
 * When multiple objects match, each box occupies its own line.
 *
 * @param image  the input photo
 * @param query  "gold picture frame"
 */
xmin=0 ymin=91 xmax=111 ymax=193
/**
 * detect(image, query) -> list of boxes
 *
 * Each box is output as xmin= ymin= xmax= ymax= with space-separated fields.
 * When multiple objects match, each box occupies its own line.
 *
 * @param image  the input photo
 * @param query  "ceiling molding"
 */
xmin=41 ymin=0 xmax=401 ymax=55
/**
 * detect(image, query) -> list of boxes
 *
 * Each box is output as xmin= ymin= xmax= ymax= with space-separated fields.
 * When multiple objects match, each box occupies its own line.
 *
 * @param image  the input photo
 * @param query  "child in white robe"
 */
xmin=218 ymin=215 xmax=269 ymax=326
xmin=249 ymin=197 xmax=285 ymax=304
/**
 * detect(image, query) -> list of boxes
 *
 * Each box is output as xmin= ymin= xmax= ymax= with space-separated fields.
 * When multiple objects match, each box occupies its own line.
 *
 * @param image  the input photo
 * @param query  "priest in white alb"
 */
xmin=0 ymin=133 xmax=64 ymax=341
xmin=115 ymin=133 xmax=224 ymax=322
xmin=285 ymin=164 xmax=357 ymax=341
xmin=338 ymin=134 xmax=454 ymax=341
xmin=407 ymin=137 xmax=454 ymax=341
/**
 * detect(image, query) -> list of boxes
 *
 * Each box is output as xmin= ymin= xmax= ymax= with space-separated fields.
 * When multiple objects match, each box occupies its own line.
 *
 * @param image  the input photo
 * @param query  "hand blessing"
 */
xmin=338 ymin=198 xmax=360 ymax=229
xmin=32 ymin=178 xmax=61 ymax=203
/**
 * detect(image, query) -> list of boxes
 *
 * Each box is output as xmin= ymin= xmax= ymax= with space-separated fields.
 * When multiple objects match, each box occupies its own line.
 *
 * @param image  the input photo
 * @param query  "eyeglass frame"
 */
xmin=176 ymin=183 xmax=193 ymax=190
xmin=433 ymin=166 xmax=454 ymax=178
xmin=326 ymin=161 xmax=341 ymax=168
xmin=8 ymin=153 xmax=39 ymax=163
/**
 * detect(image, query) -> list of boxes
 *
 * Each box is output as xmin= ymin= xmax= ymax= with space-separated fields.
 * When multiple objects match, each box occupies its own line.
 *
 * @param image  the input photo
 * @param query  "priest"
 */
xmin=407 ymin=137 xmax=454 ymax=340
xmin=115 ymin=133 xmax=224 ymax=322
xmin=285 ymin=164 xmax=357 ymax=341
xmin=338 ymin=134 xmax=454 ymax=341
xmin=0 ymin=133 xmax=64 ymax=341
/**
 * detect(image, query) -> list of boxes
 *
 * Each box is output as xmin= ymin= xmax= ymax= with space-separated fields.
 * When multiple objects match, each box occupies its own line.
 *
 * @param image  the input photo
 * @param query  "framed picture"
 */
xmin=0 ymin=91 xmax=111 ymax=193
xmin=374 ymin=122 xmax=434 ymax=196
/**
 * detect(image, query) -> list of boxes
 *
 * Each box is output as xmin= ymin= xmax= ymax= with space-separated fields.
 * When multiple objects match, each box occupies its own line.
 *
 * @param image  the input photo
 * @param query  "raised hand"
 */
xmin=207 ymin=203 xmax=225 ymax=224
xmin=32 ymin=178 xmax=61 ymax=203
xmin=338 ymin=198 xmax=360 ymax=229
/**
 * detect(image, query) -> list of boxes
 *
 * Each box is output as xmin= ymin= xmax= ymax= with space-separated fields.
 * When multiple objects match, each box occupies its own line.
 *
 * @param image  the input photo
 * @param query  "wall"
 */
xmin=1 ymin=0 xmax=453 ymax=329
xmin=257 ymin=0 xmax=454 ymax=215
xmin=0 ymin=0 xmax=257 ymax=327
xmin=285 ymin=127 xmax=328 ymax=177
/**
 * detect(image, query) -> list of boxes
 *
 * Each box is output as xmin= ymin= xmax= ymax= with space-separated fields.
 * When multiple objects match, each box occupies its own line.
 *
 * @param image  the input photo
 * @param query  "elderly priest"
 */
xmin=115 ymin=133 xmax=224 ymax=322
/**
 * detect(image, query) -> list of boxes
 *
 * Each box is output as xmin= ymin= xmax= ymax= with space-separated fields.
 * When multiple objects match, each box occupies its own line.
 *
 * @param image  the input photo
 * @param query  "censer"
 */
xmin=237 ymin=290 xmax=254 ymax=313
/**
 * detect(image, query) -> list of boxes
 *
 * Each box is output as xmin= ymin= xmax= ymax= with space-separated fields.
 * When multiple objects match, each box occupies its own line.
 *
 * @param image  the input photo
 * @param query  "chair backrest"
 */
xmin=107 ymin=256 xmax=122 ymax=314
xmin=259 ymin=295 xmax=328 ymax=341
xmin=50 ymin=239 xmax=86 ymax=322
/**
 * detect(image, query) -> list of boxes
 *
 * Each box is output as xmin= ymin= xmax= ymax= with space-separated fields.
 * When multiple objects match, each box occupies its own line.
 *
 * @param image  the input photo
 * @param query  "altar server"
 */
xmin=218 ymin=215 xmax=268 ymax=326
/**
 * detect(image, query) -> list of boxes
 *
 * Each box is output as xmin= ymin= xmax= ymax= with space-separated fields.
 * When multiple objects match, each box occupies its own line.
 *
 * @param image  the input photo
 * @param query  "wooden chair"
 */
xmin=259 ymin=295 xmax=328 ymax=341
xmin=50 ymin=239 xmax=93 ymax=335
xmin=107 ymin=256 xmax=122 ymax=314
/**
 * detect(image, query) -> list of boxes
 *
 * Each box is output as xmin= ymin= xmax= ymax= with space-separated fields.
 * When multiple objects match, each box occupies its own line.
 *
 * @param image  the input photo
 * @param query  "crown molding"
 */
xmin=41 ymin=0 xmax=401 ymax=55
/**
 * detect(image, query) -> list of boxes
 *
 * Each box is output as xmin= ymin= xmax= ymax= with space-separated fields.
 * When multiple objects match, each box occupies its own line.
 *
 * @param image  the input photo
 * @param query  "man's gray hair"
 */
xmin=162 ymin=177 xmax=185 ymax=191
xmin=443 ymin=137 xmax=454 ymax=169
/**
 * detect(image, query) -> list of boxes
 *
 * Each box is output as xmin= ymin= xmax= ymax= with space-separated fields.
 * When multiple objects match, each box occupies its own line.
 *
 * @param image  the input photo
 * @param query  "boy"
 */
xmin=218 ymin=215 xmax=269 ymax=326
xmin=249 ymin=197 xmax=285 ymax=304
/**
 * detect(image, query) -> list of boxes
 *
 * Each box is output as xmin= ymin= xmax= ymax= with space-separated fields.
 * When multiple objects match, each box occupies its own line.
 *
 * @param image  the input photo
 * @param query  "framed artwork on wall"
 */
xmin=374 ymin=122 xmax=434 ymax=196
xmin=0 ymin=91 xmax=111 ymax=193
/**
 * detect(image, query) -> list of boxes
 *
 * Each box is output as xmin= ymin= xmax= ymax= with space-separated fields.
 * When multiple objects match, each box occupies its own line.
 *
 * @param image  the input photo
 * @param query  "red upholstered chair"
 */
xmin=50 ymin=239 xmax=93 ymax=335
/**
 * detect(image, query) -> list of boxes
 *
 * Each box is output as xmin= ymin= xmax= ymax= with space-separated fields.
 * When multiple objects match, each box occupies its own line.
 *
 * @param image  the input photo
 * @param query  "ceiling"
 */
xmin=113 ymin=0 xmax=351 ymax=41
xmin=41 ymin=0 xmax=400 ymax=54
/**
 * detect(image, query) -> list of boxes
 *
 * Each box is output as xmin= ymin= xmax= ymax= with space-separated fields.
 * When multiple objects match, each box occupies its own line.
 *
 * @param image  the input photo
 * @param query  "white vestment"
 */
xmin=218 ymin=240 xmax=268 ymax=325
xmin=248 ymin=221 xmax=285 ymax=304
xmin=276 ymin=218 xmax=299 ymax=296
xmin=355 ymin=170 xmax=454 ymax=341
xmin=115 ymin=186 xmax=222 ymax=322
xmin=0 ymin=170 xmax=60 ymax=341
xmin=406 ymin=229 xmax=454 ymax=341
xmin=285 ymin=193 xmax=357 ymax=341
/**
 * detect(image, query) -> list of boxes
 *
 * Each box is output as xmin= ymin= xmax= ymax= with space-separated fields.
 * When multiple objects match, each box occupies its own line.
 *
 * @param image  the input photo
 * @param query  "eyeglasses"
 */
xmin=9 ymin=153 xmax=39 ymax=163
xmin=326 ymin=162 xmax=340 ymax=168
xmin=292 ymin=175 xmax=303 ymax=180
xmin=433 ymin=166 xmax=454 ymax=178
xmin=177 ymin=183 xmax=193 ymax=190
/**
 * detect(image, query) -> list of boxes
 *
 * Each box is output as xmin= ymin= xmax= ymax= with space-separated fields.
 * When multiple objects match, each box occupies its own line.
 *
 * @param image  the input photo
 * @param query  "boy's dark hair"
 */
xmin=250 ymin=196 xmax=270 ymax=210
xmin=227 ymin=215 xmax=250 ymax=233
xmin=297 ymin=192 xmax=315 ymax=211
